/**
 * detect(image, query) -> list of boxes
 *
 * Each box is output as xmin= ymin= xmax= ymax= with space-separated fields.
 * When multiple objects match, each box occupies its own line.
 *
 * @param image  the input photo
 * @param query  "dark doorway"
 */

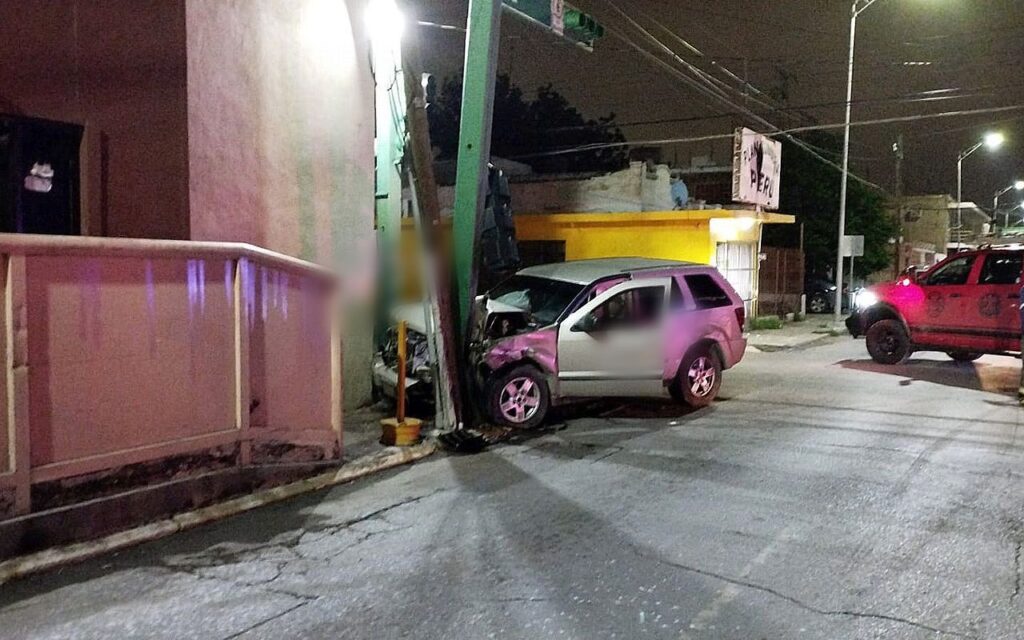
xmin=0 ymin=115 xmax=83 ymax=235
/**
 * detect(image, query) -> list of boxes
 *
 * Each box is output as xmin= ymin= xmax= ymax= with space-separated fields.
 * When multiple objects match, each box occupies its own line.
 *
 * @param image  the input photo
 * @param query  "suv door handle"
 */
xmin=949 ymin=293 xmax=962 ymax=298
xmin=1008 ymin=294 xmax=1019 ymax=300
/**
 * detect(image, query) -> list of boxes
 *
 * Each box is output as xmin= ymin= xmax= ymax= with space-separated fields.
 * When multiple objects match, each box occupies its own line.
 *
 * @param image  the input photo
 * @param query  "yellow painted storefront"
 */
xmin=514 ymin=209 xmax=794 ymax=264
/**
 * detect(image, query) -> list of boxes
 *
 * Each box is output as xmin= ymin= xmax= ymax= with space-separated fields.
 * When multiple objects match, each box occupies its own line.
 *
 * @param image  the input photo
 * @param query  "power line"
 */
xmin=591 ymin=2 xmax=887 ymax=191
xmin=511 ymin=104 xmax=1024 ymax=160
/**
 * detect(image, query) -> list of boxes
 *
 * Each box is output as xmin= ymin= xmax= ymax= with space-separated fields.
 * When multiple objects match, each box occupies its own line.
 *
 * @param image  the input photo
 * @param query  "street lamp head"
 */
xmin=366 ymin=0 xmax=405 ymax=45
xmin=984 ymin=132 xmax=1005 ymax=150
xmin=1015 ymin=180 xmax=1024 ymax=191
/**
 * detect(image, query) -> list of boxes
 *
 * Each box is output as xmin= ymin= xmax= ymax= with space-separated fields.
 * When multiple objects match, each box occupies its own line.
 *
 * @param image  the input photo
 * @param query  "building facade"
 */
xmin=0 ymin=0 xmax=377 ymax=405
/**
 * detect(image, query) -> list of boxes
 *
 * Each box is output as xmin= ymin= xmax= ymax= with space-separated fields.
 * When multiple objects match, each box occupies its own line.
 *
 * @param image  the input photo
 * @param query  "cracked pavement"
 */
xmin=4 ymin=338 xmax=1024 ymax=638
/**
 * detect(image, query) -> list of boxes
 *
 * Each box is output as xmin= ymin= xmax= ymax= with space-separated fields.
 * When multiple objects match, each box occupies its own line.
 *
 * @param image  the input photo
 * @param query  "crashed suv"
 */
xmin=375 ymin=257 xmax=748 ymax=428
xmin=847 ymin=248 xmax=1024 ymax=364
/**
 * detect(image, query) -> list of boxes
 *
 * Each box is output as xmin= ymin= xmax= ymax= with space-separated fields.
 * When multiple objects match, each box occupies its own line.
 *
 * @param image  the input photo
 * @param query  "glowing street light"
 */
xmin=995 ymin=179 xmax=1024 ymax=227
xmin=366 ymin=0 xmax=405 ymax=46
xmin=984 ymin=131 xmax=1006 ymax=151
xmin=956 ymin=131 xmax=1005 ymax=249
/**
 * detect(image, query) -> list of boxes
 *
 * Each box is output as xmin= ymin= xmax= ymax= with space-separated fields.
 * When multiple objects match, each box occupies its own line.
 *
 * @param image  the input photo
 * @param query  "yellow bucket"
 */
xmin=380 ymin=417 xmax=423 ymax=447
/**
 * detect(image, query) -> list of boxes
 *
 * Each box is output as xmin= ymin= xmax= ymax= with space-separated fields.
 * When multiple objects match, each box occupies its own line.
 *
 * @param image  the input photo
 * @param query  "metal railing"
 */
xmin=0 ymin=234 xmax=342 ymax=517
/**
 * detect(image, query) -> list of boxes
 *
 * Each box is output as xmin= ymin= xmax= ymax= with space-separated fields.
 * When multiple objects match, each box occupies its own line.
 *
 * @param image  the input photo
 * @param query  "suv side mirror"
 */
xmin=573 ymin=312 xmax=599 ymax=333
xmin=901 ymin=265 xmax=921 ymax=284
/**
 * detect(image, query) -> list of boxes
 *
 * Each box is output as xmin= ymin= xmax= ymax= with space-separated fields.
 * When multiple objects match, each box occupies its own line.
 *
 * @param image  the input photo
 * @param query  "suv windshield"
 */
xmin=487 ymin=275 xmax=584 ymax=325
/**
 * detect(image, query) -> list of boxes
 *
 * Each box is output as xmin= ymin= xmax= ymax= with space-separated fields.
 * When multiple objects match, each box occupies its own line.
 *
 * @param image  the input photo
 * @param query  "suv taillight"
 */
xmin=735 ymin=306 xmax=746 ymax=330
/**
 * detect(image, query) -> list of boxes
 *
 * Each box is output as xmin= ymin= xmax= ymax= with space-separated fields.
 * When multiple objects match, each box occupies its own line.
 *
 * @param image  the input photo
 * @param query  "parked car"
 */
xmin=846 ymin=248 xmax=1024 ymax=364
xmin=374 ymin=258 xmax=748 ymax=428
xmin=805 ymin=276 xmax=837 ymax=314
xmin=805 ymin=276 xmax=851 ymax=314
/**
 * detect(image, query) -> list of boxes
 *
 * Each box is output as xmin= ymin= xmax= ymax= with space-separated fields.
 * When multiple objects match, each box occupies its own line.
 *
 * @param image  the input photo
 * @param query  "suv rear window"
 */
xmin=979 ymin=253 xmax=1023 ymax=285
xmin=685 ymin=274 xmax=731 ymax=309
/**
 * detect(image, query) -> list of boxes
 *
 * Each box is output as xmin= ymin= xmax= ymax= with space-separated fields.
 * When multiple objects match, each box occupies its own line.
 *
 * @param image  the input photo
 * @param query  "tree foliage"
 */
xmin=428 ymin=73 xmax=628 ymax=174
xmin=766 ymin=131 xmax=896 ymax=279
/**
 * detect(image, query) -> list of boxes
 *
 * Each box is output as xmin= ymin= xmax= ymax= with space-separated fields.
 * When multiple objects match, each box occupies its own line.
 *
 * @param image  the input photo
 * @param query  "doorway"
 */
xmin=0 ymin=115 xmax=83 ymax=235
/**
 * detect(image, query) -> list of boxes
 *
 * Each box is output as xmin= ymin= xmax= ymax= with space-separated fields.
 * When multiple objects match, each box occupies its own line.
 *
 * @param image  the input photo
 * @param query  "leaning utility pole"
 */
xmin=403 ymin=47 xmax=460 ymax=432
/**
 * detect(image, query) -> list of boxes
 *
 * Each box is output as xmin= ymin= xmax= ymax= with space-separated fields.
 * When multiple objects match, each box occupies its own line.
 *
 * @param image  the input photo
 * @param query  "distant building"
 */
xmin=428 ymin=161 xmax=794 ymax=314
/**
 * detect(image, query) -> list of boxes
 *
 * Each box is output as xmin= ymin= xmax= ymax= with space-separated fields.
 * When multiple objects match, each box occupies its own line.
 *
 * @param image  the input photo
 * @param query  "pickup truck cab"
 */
xmin=846 ymin=249 xmax=1023 ymax=364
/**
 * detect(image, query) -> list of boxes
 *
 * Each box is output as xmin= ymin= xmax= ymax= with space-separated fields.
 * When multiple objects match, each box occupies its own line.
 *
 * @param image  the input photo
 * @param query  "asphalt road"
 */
xmin=4 ymin=337 xmax=1024 ymax=639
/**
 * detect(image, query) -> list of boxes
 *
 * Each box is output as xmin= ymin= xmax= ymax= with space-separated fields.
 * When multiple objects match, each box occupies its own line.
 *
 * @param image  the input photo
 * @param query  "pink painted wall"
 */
xmin=25 ymin=255 xmax=235 ymax=468
xmin=0 ymin=1 xmax=191 ymax=240
xmin=0 ymin=237 xmax=340 ymax=504
xmin=245 ymin=262 xmax=333 ymax=436
xmin=184 ymin=0 xmax=376 ymax=268
xmin=184 ymin=0 xmax=378 ymax=406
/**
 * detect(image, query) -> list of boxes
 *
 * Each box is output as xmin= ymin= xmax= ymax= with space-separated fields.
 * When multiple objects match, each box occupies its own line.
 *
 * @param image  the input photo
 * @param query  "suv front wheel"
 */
xmin=866 ymin=319 xmax=911 ymax=365
xmin=486 ymin=365 xmax=550 ymax=429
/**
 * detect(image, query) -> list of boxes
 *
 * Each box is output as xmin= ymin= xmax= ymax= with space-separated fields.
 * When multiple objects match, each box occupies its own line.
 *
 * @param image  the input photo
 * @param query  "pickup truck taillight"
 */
xmin=735 ymin=306 xmax=746 ymax=331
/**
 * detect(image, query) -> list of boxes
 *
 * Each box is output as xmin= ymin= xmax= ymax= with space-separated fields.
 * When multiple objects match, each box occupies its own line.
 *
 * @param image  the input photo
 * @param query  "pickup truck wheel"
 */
xmin=948 ymin=351 xmax=982 ymax=362
xmin=866 ymin=319 xmax=911 ymax=365
xmin=672 ymin=349 xmax=722 ymax=408
xmin=486 ymin=365 xmax=550 ymax=429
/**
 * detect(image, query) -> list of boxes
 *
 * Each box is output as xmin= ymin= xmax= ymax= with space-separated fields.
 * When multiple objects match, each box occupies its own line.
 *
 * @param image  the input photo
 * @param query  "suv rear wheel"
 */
xmin=947 ymin=351 xmax=982 ymax=362
xmin=672 ymin=348 xmax=722 ymax=408
xmin=866 ymin=319 xmax=911 ymax=365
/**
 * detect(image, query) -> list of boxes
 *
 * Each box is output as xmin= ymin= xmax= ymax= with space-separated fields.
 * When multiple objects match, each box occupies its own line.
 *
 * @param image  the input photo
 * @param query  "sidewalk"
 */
xmin=747 ymin=315 xmax=849 ymax=351
xmin=0 ymin=406 xmax=437 ymax=584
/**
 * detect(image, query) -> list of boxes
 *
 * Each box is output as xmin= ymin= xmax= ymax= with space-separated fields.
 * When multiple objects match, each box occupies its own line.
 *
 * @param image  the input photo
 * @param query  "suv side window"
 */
xmin=685 ymin=274 xmax=731 ymax=309
xmin=590 ymin=286 xmax=665 ymax=330
xmin=978 ymin=253 xmax=1023 ymax=285
xmin=924 ymin=255 xmax=976 ymax=286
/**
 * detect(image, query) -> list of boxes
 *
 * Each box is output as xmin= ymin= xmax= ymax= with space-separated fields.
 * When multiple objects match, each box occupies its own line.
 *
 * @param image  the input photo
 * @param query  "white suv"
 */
xmin=473 ymin=258 xmax=748 ymax=428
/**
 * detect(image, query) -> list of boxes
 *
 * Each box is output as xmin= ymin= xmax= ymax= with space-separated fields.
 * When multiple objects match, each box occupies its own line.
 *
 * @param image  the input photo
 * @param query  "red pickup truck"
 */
xmin=846 ymin=249 xmax=1023 ymax=364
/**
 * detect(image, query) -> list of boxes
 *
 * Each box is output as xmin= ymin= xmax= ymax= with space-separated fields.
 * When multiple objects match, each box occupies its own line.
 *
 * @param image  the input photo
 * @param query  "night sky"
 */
xmin=414 ymin=0 xmax=1024 ymax=207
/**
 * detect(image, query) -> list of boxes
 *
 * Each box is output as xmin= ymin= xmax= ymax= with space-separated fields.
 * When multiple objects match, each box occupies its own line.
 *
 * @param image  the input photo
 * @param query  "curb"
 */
xmin=0 ymin=440 xmax=437 ymax=586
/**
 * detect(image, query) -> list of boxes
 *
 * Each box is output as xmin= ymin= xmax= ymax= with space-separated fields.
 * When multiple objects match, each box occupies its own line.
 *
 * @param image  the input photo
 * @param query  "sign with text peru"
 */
xmin=731 ymin=128 xmax=782 ymax=210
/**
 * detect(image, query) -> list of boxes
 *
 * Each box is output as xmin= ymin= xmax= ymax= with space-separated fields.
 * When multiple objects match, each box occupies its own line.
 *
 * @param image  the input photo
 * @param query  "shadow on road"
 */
xmin=838 ymin=358 xmax=1019 ymax=395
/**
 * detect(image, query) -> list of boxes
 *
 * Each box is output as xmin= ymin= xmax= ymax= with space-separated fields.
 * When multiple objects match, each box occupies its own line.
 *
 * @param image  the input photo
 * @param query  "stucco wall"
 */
xmin=185 ymin=0 xmax=376 ymax=406
xmin=0 ymin=0 xmax=191 ymax=239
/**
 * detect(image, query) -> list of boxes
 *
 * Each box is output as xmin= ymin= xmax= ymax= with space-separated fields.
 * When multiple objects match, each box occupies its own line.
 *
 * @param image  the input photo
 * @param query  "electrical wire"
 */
xmin=591 ymin=3 xmax=888 ymax=191
xmin=511 ymin=104 xmax=1024 ymax=160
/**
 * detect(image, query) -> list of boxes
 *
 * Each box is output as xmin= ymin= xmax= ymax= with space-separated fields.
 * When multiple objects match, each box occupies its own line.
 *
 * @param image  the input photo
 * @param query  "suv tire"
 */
xmin=486 ymin=365 xmax=550 ymax=429
xmin=866 ymin=319 xmax=911 ymax=365
xmin=947 ymin=351 xmax=982 ymax=362
xmin=672 ymin=348 xmax=723 ymax=408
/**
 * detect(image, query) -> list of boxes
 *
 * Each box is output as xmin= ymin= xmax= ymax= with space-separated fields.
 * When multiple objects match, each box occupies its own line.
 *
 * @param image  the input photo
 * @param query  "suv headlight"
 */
xmin=855 ymin=290 xmax=879 ymax=309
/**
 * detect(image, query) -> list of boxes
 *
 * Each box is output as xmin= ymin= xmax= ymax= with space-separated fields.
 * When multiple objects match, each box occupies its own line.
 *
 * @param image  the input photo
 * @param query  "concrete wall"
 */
xmin=0 ymin=236 xmax=341 ymax=518
xmin=185 ymin=0 xmax=377 ymax=406
xmin=0 ymin=0 xmax=191 ymax=239
xmin=441 ymin=162 xmax=676 ymax=216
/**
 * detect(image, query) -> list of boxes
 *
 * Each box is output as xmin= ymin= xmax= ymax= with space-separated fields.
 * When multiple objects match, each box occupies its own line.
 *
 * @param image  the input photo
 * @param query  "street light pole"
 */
xmin=956 ymin=133 xmax=1004 ymax=250
xmin=834 ymin=0 xmax=882 ymax=322
xmin=994 ymin=180 xmax=1024 ymax=228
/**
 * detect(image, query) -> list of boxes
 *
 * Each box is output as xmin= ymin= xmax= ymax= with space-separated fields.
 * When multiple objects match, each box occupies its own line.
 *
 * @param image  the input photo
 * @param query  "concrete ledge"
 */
xmin=0 ymin=441 xmax=437 ymax=585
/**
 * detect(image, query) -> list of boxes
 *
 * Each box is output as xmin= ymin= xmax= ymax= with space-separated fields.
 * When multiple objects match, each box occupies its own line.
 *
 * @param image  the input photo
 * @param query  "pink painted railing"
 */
xmin=0 ymin=234 xmax=342 ymax=517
